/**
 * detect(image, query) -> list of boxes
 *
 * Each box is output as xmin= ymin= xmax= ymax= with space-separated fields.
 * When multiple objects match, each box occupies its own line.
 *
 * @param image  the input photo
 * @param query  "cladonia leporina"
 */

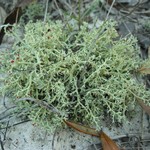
xmin=0 ymin=20 xmax=150 ymax=131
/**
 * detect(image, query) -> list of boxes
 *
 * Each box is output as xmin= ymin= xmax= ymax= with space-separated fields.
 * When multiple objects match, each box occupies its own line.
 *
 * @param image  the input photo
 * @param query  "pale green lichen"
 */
xmin=0 ymin=20 xmax=150 ymax=131
xmin=20 ymin=2 xmax=44 ymax=22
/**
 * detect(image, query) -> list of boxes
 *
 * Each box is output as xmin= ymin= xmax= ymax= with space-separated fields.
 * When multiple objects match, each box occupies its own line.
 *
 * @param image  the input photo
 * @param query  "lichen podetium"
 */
xmin=0 ymin=20 xmax=150 ymax=131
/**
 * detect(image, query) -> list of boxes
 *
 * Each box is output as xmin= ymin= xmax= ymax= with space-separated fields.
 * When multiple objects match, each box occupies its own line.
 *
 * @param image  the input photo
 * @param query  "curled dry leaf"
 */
xmin=64 ymin=120 xmax=120 ymax=149
xmin=64 ymin=120 xmax=100 ymax=137
xmin=100 ymin=131 xmax=120 ymax=150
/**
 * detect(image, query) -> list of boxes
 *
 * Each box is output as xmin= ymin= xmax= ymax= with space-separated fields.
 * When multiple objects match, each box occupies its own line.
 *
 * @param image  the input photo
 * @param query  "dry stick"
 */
xmin=0 ymin=136 xmax=4 ymax=150
xmin=106 ymin=0 xmax=116 ymax=20
xmin=135 ymin=10 xmax=150 ymax=14
xmin=15 ymin=7 xmax=20 ymax=24
xmin=0 ymin=121 xmax=9 ymax=150
xmin=0 ymin=106 xmax=16 ymax=121
xmin=3 ymin=121 xmax=9 ymax=141
xmin=122 ymin=22 xmax=132 ymax=34
xmin=78 ymin=0 xmax=82 ymax=30
xmin=0 ymin=120 xmax=30 ymax=130
xmin=123 ymin=0 xmax=141 ymax=17
xmin=44 ymin=0 xmax=49 ymax=23
xmin=17 ymin=97 xmax=64 ymax=117
xmin=62 ymin=1 xmax=78 ymax=30
xmin=119 ymin=0 xmax=141 ymax=20
xmin=52 ymin=127 xmax=58 ymax=150
xmin=53 ymin=0 xmax=64 ymax=21
xmin=60 ymin=0 xmax=77 ymax=17
xmin=3 ymin=95 xmax=8 ymax=109
xmin=141 ymin=110 xmax=144 ymax=141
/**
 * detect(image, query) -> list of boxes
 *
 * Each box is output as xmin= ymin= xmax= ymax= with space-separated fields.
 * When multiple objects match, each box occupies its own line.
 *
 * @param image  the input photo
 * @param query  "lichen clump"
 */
xmin=0 ymin=21 xmax=150 ymax=131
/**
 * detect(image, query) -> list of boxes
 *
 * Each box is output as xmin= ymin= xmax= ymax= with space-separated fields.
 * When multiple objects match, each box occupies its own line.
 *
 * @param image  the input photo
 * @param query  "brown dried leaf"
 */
xmin=137 ymin=98 xmax=150 ymax=115
xmin=100 ymin=131 xmax=120 ymax=150
xmin=64 ymin=120 xmax=100 ymax=137
xmin=137 ymin=67 xmax=150 ymax=75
